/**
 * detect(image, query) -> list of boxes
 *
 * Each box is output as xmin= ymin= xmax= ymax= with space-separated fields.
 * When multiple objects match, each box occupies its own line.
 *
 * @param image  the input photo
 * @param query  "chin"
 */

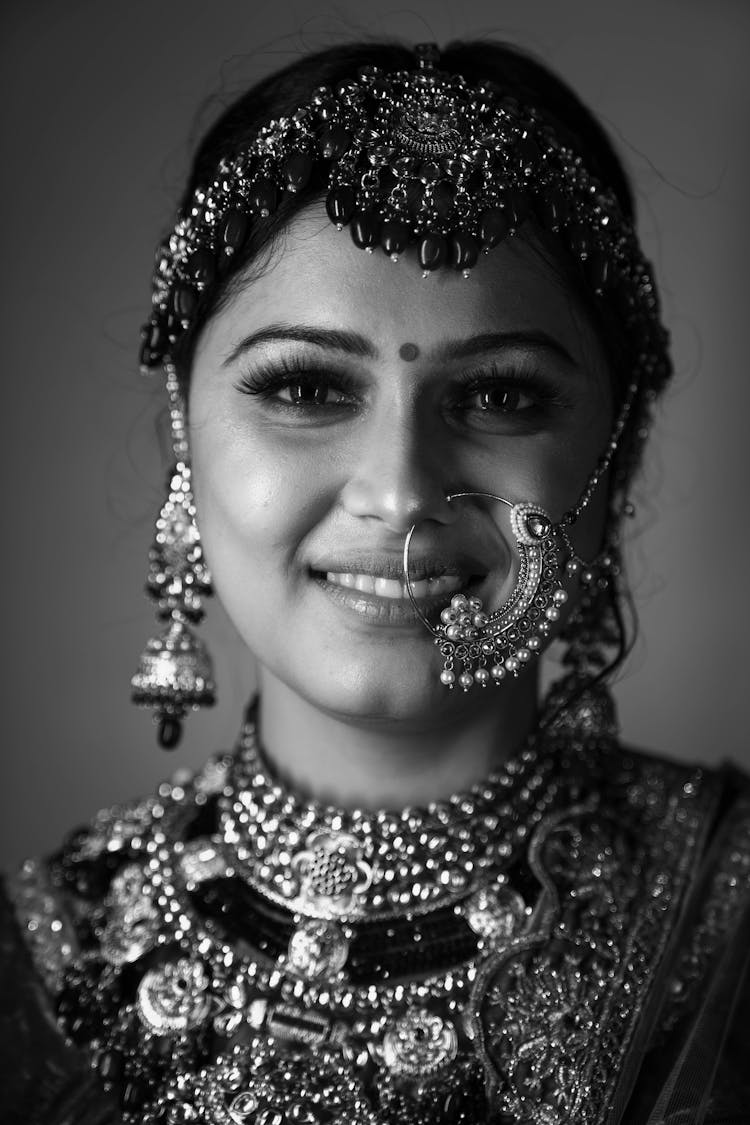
xmin=273 ymin=645 xmax=503 ymax=727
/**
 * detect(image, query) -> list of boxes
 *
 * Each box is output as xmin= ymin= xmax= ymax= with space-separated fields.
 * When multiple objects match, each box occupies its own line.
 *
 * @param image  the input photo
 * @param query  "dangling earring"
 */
xmin=131 ymin=364 xmax=215 ymax=749
xmin=542 ymin=521 xmax=627 ymax=739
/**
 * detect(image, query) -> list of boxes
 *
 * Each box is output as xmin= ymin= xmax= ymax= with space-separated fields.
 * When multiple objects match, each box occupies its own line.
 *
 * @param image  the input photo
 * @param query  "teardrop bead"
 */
xmin=283 ymin=151 xmax=313 ymax=193
xmin=320 ymin=125 xmax=352 ymax=160
xmin=350 ymin=210 xmax=380 ymax=249
xmin=185 ymin=248 xmax=215 ymax=288
xmin=448 ymin=231 xmax=479 ymax=272
xmin=171 ymin=284 xmax=198 ymax=322
xmin=380 ymin=219 xmax=410 ymax=257
xmin=479 ymin=207 xmax=510 ymax=248
xmin=325 ymin=185 xmax=356 ymax=227
xmin=249 ymin=177 xmax=279 ymax=217
xmin=220 ymin=209 xmax=249 ymax=252
xmin=418 ymin=232 xmax=447 ymax=272
xmin=158 ymin=715 xmax=182 ymax=750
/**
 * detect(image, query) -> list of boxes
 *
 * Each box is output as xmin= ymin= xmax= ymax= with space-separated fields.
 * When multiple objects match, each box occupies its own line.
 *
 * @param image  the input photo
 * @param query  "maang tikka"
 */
xmin=131 ymin=363 xmax=215 ymax=748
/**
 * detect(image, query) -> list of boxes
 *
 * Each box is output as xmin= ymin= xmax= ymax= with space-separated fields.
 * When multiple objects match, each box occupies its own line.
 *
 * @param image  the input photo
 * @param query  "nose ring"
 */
xmin=402 ymin=492 xmax=569 ymax=690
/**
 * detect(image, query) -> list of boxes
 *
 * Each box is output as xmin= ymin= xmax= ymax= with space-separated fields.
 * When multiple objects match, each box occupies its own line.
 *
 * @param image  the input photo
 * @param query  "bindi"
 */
xmin=398 ymin=342 xmax=420 ymax=362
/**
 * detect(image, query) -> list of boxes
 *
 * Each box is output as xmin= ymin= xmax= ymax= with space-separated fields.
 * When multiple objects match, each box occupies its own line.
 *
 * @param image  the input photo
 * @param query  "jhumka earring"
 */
xmin=131 ymin=363 xmax=215 ymax=748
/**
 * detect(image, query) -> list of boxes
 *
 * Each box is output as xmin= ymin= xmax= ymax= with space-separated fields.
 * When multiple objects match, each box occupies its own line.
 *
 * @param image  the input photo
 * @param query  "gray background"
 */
xmin=2 ymin=0 xmax=748 ymax=869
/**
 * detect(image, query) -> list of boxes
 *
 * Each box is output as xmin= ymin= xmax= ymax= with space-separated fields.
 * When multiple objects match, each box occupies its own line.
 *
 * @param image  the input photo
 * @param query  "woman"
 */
xmin=3 ymin=38 xmax=749 ymax=1125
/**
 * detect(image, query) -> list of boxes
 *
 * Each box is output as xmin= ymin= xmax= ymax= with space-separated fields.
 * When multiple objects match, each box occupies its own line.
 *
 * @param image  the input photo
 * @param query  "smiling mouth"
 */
xmin=323 ymin=571 xmax=464 ymax=601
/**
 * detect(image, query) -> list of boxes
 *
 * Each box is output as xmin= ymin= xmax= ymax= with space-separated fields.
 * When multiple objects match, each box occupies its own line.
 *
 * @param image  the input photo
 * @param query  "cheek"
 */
xmin=189 ymin=420 xmax=325 ymax=602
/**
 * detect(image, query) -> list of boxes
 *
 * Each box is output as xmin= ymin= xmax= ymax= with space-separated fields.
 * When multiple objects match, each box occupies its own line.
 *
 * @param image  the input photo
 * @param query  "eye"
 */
xmin=469 ymin=385 xmax=535 ymax=413
xmin=278 ymin=378 xmax=345 ymax=406
xmin=235 ymin=362 xmax=360 ymax=414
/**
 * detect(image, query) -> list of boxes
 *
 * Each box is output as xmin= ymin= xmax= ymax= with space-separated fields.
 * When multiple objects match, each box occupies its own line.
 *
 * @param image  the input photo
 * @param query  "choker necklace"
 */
xmin=11 ymin=688 xmax=715 ymax=1124
xmin=220 ymin=707 xmax=560 ymax=922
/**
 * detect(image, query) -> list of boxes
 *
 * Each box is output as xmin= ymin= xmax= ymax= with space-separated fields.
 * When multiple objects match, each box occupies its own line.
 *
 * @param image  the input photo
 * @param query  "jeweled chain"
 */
xmin=10 ymin=703 xmax=728 ymax=1125
xmin=220 ymin=711 xmax=559 ymax=920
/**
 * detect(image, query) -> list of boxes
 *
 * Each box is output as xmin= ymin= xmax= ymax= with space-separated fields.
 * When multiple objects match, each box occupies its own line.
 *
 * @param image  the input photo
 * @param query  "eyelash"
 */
xmin=234 ymin=355 xmax=570 ymax=421
xmin=235 ymin=355 xmax=359 ymax=410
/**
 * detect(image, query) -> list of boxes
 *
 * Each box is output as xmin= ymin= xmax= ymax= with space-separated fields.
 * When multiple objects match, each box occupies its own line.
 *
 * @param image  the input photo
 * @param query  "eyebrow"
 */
xmin=223 ymin=324 xmax=576 ymax=369
xmin=223 ymin=324 xmax=378 ymax=366
xmin=437 ymin=330 xmax=576 ymax=367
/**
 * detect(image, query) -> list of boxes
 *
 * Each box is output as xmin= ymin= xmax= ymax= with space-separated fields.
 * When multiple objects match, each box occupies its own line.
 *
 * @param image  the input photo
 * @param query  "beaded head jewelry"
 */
xmin=132 ymin=44 xmax=670 ymax=743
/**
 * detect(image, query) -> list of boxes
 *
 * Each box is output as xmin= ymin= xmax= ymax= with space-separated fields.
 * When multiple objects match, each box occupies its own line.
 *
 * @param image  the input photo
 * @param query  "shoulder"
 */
xmin=1 ymin=753 xmax=230 ymax=1125
xmin=0 ymin=876 xmax=122 ymax=1124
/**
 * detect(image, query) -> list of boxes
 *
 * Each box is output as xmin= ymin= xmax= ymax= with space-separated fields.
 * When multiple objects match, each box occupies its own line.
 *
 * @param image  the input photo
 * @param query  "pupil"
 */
xmin=480 ymin=387 xmax=520 ymax=412
xmin=292 ymin=381 xmax=327 ymax=405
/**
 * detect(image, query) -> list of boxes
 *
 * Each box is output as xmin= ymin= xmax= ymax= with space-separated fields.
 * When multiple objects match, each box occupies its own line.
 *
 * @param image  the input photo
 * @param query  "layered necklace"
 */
xmin=13 ymin=690 xmax=713 ymax=1125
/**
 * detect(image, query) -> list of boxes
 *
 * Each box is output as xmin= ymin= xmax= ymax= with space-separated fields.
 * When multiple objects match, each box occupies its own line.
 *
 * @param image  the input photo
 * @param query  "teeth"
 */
xmin=374 ymin=577 xmax=404 ymax=598
xmin=325 ymin=572 xmax=463 ymax=600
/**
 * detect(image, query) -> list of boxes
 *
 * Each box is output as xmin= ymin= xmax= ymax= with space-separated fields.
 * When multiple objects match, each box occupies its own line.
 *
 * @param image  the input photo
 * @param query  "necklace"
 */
xmin=11 ymin=690 xmax=715 ymax=1125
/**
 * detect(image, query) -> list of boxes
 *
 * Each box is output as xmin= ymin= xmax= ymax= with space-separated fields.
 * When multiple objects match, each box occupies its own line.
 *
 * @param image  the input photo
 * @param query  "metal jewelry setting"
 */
xmin=139 ymin=46 xmax=670 ymax=401
xmin=10 ymin=696 xmax=732 ymax=1125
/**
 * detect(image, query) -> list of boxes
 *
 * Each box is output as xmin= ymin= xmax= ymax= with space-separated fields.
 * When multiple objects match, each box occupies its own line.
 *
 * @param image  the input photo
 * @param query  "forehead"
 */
xmin=195 ymin=207 xmax=607 ymax=372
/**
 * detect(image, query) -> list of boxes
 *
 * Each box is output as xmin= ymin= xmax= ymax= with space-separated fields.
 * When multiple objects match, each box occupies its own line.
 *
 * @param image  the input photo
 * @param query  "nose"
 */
xmin=340 ymin=410 xmax=455 ymax=533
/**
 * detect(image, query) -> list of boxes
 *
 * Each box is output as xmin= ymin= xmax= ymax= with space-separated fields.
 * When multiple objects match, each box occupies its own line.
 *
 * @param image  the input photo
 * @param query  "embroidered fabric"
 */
xmin=4 ymin=724 xmax=750 ymax=1124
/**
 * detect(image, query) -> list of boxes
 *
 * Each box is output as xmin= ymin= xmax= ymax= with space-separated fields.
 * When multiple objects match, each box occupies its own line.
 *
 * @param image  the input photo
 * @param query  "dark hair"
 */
xmin=166 ymin=39 xmax=666 ymax=684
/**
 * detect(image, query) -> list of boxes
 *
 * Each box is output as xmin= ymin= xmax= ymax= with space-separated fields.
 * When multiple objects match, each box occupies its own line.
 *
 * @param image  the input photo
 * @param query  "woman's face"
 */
xmin=189 ymin=211 xmax=613 ymax=723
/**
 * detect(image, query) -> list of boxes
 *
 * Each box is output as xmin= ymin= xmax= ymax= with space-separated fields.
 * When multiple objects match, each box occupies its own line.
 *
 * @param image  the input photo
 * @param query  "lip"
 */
xmin=308 ymin=549 xmax=489 ymax=583
xmin=308 ymin=549 xmax=492 ymax=628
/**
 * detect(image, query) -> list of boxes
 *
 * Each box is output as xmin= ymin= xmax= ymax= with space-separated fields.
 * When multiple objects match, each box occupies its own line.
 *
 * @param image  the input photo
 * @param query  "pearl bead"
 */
xmin=458 ymin=672 xmax=474 ymax=690
xmin=517 ymin=648 xmax=531 ymax=662
xmin=474 ymin=667 xmax=490 ymax=686
xmin=440 ymin=608 xmax=456 ymax=624
xmin=468 ymin=596 xmax=483 ymax=612
xmin=490 ymin=664 xmax=506 ymax=681
xmin=527 ymin=636 xmax=541 ymax=651
xmin=553 ymin=589 xmax=568 ymax=605
xmin=566 ymin=559 xmax=581 ymax=575
xmin=446 ymin=625 xmax=461 ymax=640
xmin=545 ymin=606 xmax=560 ymax=622
xmin=505 ymin=656 xmax=520 ymax=673
xmin=473 ymin=612 xmax=488 ymax=628
xmin=451 ymin=594 xmax=467 ymax=611
xmin=440 ymin=669 xmax=455 ymax=686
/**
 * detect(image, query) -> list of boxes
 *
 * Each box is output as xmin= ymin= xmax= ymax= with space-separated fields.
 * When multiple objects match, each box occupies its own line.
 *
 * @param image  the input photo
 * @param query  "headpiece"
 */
xmin=139 ymin=43 xmax=670 ymax=399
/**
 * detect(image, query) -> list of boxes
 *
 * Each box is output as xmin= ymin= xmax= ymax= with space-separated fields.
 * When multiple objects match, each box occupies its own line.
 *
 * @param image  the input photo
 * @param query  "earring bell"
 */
xmin=131 ymin=459 xmax=215 ymax=749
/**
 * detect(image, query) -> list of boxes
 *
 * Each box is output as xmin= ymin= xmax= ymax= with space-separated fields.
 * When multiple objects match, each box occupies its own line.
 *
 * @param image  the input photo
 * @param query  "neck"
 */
xmin=255 ymin=674 xmax=540 ymax=810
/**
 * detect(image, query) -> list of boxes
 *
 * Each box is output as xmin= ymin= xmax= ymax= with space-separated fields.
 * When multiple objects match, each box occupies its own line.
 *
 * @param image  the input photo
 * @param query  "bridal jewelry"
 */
xmin=406 ymin=378 xmax=635 ymax=691
xmin=405 ymin=494 xmax=568 ymax=690
xmin=11 ymin=692 xmax=720 ymax=1125
xmin=131 ymin=364 xmax=215 ymax=748
xmin=139 ymin=46 xmax=670 ymax=411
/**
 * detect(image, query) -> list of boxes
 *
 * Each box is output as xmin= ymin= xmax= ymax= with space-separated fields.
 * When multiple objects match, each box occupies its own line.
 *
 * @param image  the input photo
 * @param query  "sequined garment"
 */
xmin=3 ymin=717 xmax=750 ymax=1125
